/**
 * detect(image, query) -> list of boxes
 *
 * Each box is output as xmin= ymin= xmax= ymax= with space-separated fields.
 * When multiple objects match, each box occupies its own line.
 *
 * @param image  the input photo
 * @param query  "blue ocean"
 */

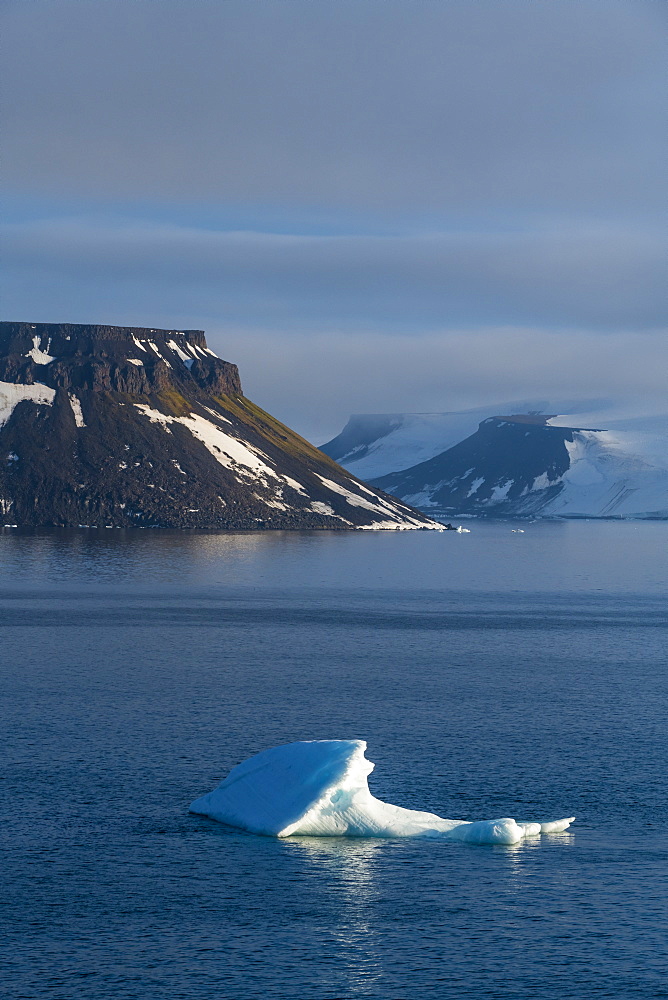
xmin=2 ymin=521 xmax=667 ymax=999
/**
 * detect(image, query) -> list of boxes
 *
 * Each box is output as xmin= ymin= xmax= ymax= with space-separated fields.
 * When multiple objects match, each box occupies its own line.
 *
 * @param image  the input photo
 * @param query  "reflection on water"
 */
xmin=281 ymin=829 xmax=578 ymax=993
xmin=286 ymin=837 xmax=387 ymax=991
xmin=502 ymin=830 xmax=576 ymax=884
xmin=0 ymin=519 xmax=665 ymax=593
xmin=0 ymin=527 xmax=293 ymax=585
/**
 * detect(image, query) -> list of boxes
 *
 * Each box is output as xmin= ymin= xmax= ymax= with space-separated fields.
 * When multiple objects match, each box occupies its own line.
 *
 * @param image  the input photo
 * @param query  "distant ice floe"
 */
xmin=190 ymin=740 xmax=574 ymax=845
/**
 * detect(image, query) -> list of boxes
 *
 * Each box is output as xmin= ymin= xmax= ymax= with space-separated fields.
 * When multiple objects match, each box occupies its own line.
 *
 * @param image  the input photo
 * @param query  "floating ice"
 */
xmin=190 ymin=740 xmax=574 ymax=845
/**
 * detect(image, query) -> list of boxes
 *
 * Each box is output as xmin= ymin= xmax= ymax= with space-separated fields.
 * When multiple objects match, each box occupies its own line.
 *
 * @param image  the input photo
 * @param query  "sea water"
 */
xmin=1 ymin=521 xmax=666 ymax=999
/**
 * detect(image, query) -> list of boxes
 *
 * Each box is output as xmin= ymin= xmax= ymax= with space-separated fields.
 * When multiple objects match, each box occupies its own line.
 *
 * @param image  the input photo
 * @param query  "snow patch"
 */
xmin=190 ymin=740 xmax=574 ymax=844
xmin=0 ymin=380 xmax=56 ymax=427
xmin=147 ymin=342 xmax=171 ymax=366
xmin=315 ymin=474 xmax=438 ymax=528
xmin=487 ymin=480 xmax=514 ymax=503
xmin=309 ymin=501 xmax=336 ymax=515
xmin=166 ymin=339 xmax=191 ymax=363
xmin=254 ymin=493 xmax=289 ymax=511
xmin=68 ymin=393 xmax=86 ymax=428
xmin=531 ymin=472 xmax=557 ymax=491
xmin=402 ymin=490 xmax=440 ymax=508
xmin=126 ymin=358 xmax=144 ymax=366
xmin=316 ymin=475 xmax=396 ymax=514
xmin=283 ymin=476 xmax=309 ymax=496
xmin=134 ymin=405 xmax=282 ymax=482
xmin=25 ymin=335 xmax=56 ymax=365
xmin=201 ymin=405 xmax=232 ymax=425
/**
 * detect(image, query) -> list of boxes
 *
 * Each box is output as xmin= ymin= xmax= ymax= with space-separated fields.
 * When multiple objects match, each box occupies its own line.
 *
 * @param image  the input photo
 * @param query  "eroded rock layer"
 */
xmin=0 ymin=322 xmax=440 ymax=530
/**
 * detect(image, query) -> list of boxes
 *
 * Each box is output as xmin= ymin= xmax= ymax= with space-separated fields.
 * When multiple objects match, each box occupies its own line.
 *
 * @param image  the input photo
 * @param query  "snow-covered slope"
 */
xmin=372 ymin=414 xmax=668 ymax=520
xmin=0 ymin=322 xmax=442 ymax=530
xmin=190 ymin=739 xmax=574 ymax=844
xmin=321 ymin=400 xmax=605 ymax=480
xmin=542 ymin=421 xmax=668 ymax=518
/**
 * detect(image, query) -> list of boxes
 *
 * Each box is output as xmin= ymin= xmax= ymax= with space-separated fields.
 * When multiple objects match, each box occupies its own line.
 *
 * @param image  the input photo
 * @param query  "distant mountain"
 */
xmin=0 ymin=322 xmax=441 ymax=530
xmin=320 ymin=400 xmax=606 ymax=481
xmin=370 ymin=414 xmax=668 ymax=520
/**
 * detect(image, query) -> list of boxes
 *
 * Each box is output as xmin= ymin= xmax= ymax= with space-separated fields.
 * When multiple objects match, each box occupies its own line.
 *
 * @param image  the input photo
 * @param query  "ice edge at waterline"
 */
xmin=190 ymin=740 xmax=574 ymax=845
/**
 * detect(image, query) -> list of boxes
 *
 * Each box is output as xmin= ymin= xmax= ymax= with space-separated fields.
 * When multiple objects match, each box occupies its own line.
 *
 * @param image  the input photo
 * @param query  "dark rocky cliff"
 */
xmin=0 ymin=322 xmax=241 ymax=397
xmin=0 ymin=322 xmax=439 ymax=530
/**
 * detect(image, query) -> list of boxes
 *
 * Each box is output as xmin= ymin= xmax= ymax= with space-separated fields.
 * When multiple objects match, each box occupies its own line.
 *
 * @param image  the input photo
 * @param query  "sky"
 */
xmin=2 ymin=0 xmax=666 ymax=443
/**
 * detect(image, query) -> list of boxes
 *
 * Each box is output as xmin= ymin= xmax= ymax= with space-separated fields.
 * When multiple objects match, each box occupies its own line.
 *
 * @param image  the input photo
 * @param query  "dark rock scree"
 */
xmin=0 ymin=323 xmax=436 ymax=530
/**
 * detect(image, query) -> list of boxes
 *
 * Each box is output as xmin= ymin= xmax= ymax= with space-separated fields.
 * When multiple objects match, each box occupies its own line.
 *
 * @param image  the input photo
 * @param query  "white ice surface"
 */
xmin=190 ymin=740 xmax=574 ymax=844
xmin=0 ymin=380 xmax=56 ymax=427
xmin=539 ymin=426 xmax=668 ymax=518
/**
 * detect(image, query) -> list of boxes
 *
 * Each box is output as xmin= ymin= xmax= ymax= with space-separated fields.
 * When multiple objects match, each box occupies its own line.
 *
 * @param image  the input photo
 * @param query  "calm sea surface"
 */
xmin=2 ymin=521 xmax=667 ymax=1000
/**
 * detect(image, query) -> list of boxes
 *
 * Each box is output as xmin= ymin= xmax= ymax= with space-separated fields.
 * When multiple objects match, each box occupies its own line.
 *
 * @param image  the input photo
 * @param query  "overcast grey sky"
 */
xmin=2 ymin=0 xmax=665 ymax=441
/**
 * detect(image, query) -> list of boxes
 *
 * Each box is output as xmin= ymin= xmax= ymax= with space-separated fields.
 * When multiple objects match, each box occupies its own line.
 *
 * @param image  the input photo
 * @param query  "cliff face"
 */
xmin=0 ymin=322 xmax=440 ymax=530
xmin=0 ymin=322 xmax=241 ymax=397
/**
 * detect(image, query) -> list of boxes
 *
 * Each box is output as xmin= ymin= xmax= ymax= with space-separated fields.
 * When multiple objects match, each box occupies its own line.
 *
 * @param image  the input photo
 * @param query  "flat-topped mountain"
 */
xmin=320 ymin=402 xmax=563 ymax=481
xmin=371 ymin=414 xmax=668 ymax=520
xmin=0 ymin=322 xmax=439 ymax=530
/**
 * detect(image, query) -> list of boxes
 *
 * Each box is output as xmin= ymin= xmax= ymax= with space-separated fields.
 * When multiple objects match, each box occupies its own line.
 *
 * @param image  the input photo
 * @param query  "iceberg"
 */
xmin=189 ymin=740 xmax=574 ymax=845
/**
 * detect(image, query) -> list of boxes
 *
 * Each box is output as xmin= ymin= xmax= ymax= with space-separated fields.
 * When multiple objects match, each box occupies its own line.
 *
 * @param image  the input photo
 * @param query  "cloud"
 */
xmin=3 ymin=214 xmax=665 ymax=441
xmin=2 ymin=0 xmax=664 ymax=441
xmin=215 ymin=325 xmax=668 ymax=443
xmin=3 ymin=0 xmax=665 ymax=217
xmin=3 ymin=217 xmax=663 ymax=330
